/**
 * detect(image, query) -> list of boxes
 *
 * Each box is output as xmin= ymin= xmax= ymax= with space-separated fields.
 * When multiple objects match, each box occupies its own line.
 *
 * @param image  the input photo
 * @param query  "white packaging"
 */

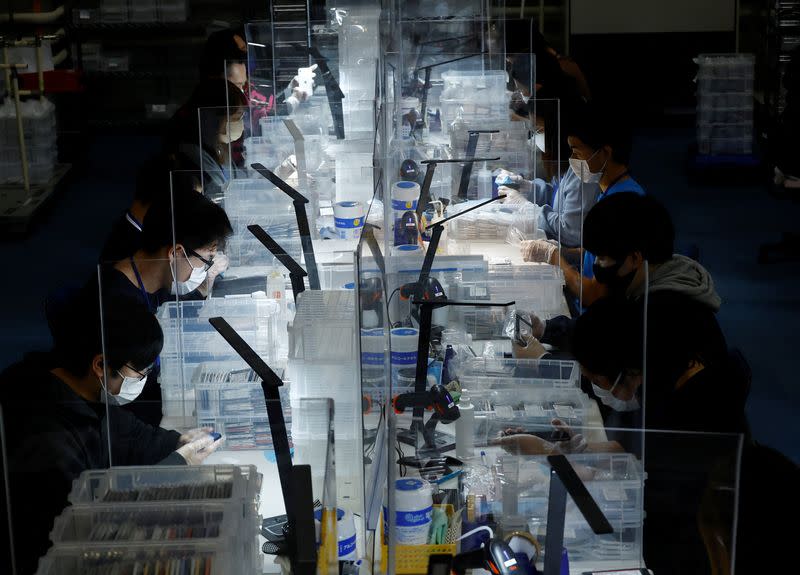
xmin=360 ymin=328 xmax=385 ymax=367
xmin=477 ymin=164 xmax=492 ymax=199
xmin=315 ymin=508 xmax=358 ymax=561
xmin=455 ymin=392 xmax=475 ymax=458
xmin=384 ymin=478 xmax=434 ymax=545
xmin=333 ymin=200 xmax=366 ymax=240
xmin=390 ymin=328 xmax=419 ymax=373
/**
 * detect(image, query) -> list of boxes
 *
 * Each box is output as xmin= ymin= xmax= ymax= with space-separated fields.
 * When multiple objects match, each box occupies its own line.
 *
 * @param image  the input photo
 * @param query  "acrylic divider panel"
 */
xmin=193 ymin=106 xmax=245 ymax=202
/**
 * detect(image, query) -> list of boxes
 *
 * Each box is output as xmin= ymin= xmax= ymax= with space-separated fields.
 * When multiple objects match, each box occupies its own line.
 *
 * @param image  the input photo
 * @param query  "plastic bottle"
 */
xmin=441 ymin=345 xmax=456 ymax=385
xmin=455 ymin=392 xmax=475 ymax=458
xmin=266 ymin=268 xmax=286 ymax=315
xmin=477 ymin=162 xmax=492 ymax=200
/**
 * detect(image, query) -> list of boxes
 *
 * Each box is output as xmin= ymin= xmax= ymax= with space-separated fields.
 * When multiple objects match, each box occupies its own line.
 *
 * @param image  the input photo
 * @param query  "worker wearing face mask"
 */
xmin=498 ymin=101 xmax=599 ymax=248
xmin=517 ymin=103 xmax=645 ymax=306
xmin=49 ymin=189 xmax=233 ymax=427
xmin=0 ymin=298 xmax=223 ymax=575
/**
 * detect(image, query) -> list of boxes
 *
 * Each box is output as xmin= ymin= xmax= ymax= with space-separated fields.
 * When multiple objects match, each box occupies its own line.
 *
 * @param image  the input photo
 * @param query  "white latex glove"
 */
xmin=206 ymin=253 xmax=229 ymax=285
xmin=291 ymin=64 xmax=318 ymax=102
xmin=492 ymin=432 xmax=555 ymax=455
xmin=175 ymin=432 xmax=223 ymax=465
xmin=551 ymin=418 xmax=588 ymax=454
xmin=494 ymin=169 xmax=523 ymax=186
xmin=526 ymin=312 xmax=546 ymax=340
xmin=512 ymin=334 xmax=548 ymax=359
xmin=497 ymin=186 xmax=529 ymax=206
xmin=178 ymin=427 xmax=214 ymax=445
xmin=520 ymin=239 xmax=559 ymax=264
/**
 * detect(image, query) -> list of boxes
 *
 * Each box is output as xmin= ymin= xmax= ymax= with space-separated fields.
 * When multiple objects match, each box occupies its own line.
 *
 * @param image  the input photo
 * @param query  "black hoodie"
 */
xmin=0 ymin=353 xmax=184 ymax=575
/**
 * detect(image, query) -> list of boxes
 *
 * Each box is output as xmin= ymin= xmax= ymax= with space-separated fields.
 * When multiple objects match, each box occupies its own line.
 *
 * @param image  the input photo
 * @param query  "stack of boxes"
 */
xmin=696 ymin=53 xmax=755 ymax=156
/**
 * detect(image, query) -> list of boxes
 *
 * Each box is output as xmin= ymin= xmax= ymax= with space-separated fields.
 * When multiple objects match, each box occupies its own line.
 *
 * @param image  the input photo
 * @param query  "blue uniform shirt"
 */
xmin=582 ymin=176 xmax=646 ymax=280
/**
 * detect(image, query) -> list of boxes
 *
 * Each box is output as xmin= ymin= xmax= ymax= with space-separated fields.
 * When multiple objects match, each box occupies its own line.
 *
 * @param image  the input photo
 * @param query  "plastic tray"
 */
xmin=458 ymin=358 xmax=580 ymax=390
xmin=380 ymin=504 xmax=458 ymax=574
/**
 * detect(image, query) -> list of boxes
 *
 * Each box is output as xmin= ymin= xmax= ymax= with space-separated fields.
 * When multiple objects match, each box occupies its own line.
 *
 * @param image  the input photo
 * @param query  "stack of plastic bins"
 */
xmin=194 ymin=359 xmax=292 ymax=451
xmin=439 ymin=71 xmax=508 ymax=134
xmin=450 ymin=264 xmax=564 ymax=340
xmin=696 ymin=54 xmax=754 ymax=155
xmin=157 ymin=295 xmax=281 ymax=424
xmin=0 ymin=97 xmax=57 ymax=184
xmin=223 ymin=177 xmax=303 ymax=266
xmin=287 ymin=290 xmax=363 ymax=512
xmin=447 ymin=201 xmax=543 ymax=242
xmin=244 ymin=119 xmax=295 ymax=176
xmin=487 ymin=262 xmax=565 ymax=316
xmin=159 ymin=0 xmax=189 ymax=22
xmin=449 ymin=120 xmax=532 ymax=199
xmin=100 ymin=0 xmax=128 ymax=23
xmin=457 ymin=358 xmax=580 ymax=392
xmin=515 ymin=453 xmax=644 ymax=563
xmin=38 ymin=465 xmax=263 ymax=574
xmin=470 ymin=386 xmax=590 ymax=445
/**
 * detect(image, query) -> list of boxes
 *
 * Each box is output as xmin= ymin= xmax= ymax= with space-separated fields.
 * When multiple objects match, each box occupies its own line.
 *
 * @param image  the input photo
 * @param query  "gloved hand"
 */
xmin=512 ymin=334 xmax=548 ymax=359
xmin=497 ymin=186 xmax=529 ymax=206
xmin=178 ymin=427 xmax=214 ymax=445
xmin=206 ymin=253 xmax=229 ymax=286
xmin=522 ymin=311 xmax=546 ymax=340
xmin=492 ymin=432 xmax=555 ymax=455
xmin=520 ymin=239 xmax=559 ymax=264
xmin=494 ymin=169 xmax=523 ymax=186
xmin=291 ymin=64 xmax=318 ymax=102
xmin=550 ymin=418 xmax=588 ymax=454
xmin=175 ymin=432 xmax=223 ymax=465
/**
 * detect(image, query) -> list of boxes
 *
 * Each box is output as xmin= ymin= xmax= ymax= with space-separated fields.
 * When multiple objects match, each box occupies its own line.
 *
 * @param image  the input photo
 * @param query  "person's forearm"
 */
xmin=559 ymin=256 xmax=607 ymax=305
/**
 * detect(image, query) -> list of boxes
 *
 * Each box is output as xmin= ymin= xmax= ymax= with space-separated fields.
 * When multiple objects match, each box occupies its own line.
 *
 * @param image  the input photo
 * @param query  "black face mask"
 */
xmin=593 ymin=260 xmax=637 ymax=292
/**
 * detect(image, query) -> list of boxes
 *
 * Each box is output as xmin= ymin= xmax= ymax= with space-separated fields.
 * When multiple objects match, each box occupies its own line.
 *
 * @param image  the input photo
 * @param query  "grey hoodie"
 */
xmin=628 ymin=254 xmax=722 ymax=312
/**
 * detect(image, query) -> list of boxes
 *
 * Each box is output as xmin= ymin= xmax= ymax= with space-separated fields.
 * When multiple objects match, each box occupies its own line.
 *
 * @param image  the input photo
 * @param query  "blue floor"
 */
xmin=1 ymin=128 xmax=797 ymax=464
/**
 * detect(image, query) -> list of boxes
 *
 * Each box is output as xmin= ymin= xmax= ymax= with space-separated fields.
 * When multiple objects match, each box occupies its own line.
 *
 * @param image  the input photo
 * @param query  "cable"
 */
xmin=458 ymin=525 xmax=495 ymax=541
xmin=386 ymin=287 xmax=401 ymax=327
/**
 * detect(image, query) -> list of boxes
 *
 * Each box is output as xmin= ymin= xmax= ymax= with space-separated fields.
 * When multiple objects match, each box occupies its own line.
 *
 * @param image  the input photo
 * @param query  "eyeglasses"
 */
xmin=121 ymin=363 xmax=154 ymax=381
xmin=186 ymin=248 xmax=215 ymax=271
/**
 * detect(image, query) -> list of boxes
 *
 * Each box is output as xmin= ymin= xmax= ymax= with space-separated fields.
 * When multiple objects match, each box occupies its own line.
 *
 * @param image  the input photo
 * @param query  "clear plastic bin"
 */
xmin=458 ymin=358 xmax=580 ymax=390
xmin=225 ymin=235 xmax=303 ymax=267
xmin=512 ymin=452 xmax=645 ymax=563
xmin=67 ymin=465 xmax=260 ymax=508
xmin=35 ymin=540 xmax=235 ymax=575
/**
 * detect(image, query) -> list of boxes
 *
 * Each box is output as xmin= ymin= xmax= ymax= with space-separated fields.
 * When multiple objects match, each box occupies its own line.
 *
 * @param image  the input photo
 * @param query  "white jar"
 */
xmin=314 ymin=508 xmax=357 ymax=561
xmin=384 ymin=478 xmax=434 ymax=545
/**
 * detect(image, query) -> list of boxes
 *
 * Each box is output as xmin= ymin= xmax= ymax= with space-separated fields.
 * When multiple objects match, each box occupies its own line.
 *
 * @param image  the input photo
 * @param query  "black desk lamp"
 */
xmin=457 ymin=130 xmax=500 ymax=201
xmin=247 ymin=224 xmax=307 ymax=301
xmin=250 ymin=163 xmax=321 ymax=290
xmin=207 ymin=317 xmax=317 ymax=575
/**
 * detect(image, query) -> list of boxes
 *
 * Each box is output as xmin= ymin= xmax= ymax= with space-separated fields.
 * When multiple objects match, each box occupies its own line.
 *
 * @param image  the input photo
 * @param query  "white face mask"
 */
xmin=594 ymin=371 xmax=640 ymax=412
xmin=220 ymin=119 xmax=245 ymax=143
xmin=99 ymin=373 xmax=147 ymax=405
xmin=170 ymin=249 xmax=208 ymax=295
xmin=569 ymin=148 xmax=606 ymax=184
xmin=116 ymin=374 xmax=147 ymax=405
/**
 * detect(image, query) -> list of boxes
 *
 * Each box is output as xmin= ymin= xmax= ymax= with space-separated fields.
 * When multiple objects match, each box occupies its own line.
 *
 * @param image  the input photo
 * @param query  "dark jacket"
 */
xmin=99 ymin=211 xmax=143 ymax=264
xmin=0 ymin=354 xmax=184 ymax=574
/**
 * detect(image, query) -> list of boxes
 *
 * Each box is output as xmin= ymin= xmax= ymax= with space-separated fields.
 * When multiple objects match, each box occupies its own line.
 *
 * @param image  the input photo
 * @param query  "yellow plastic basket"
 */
xmin=380 ymin=504 xmax=459 ymax=574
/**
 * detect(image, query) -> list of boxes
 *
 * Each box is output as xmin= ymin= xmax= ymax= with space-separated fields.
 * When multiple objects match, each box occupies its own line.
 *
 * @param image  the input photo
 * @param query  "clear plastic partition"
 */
xmin=382 ymin=425 xmax=745 ymax=575
xmin=196 ymin=106 xmax=246 ymax=195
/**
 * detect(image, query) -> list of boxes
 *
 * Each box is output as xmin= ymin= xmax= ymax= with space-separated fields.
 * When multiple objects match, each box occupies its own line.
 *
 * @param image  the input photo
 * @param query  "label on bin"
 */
xmin=339 ymin=533 xmax=357 ymax=558
xmin=392 ymin=199 xmax=418 ymax=210
xmin=391 ymin=350 xmax=417 ymax=366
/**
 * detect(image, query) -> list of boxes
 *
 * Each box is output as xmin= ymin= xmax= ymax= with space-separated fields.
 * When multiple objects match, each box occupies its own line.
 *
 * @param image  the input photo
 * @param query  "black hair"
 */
xmin=54 ymin=295 xmax=163 ymax=377
xmin=572 ymin=297 xmax=643 ymax=379
xmin=200 ymin=27 xmax=247 ymax=78
xmin=567 ymin=101 xmax=633 ymax=166
xmin=140 ymin=186 xmax=233 ymax=254
xmin=583 ymin=192 xmax=674 ymax=264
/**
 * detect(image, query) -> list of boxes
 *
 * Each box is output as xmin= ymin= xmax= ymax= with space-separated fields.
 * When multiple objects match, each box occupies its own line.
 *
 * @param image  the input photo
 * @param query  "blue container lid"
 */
xmin=396 ymin=244 xmax=421 ymax=252
xmin=396 ymin=181 xmax=417 ymax=189
xmin=343 ymin=282 xmax=355 ymax=289
xmin=337 ymin=201 xmax=360 ymax=208
xmin=314 ymin=508 xmax=346 ymax=521
xmin=396 ymin=478 xmax=425 ymax=491
xmin=391 ymin=328 xmax=418 ymax=336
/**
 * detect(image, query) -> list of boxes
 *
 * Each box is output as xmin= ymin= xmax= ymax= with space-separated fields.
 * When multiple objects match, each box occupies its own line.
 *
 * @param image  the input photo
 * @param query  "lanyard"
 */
xmin=129 ymin=257 xmax=154 ymax=313
xmin=601 ymin=171 xmax=630 ymax=197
